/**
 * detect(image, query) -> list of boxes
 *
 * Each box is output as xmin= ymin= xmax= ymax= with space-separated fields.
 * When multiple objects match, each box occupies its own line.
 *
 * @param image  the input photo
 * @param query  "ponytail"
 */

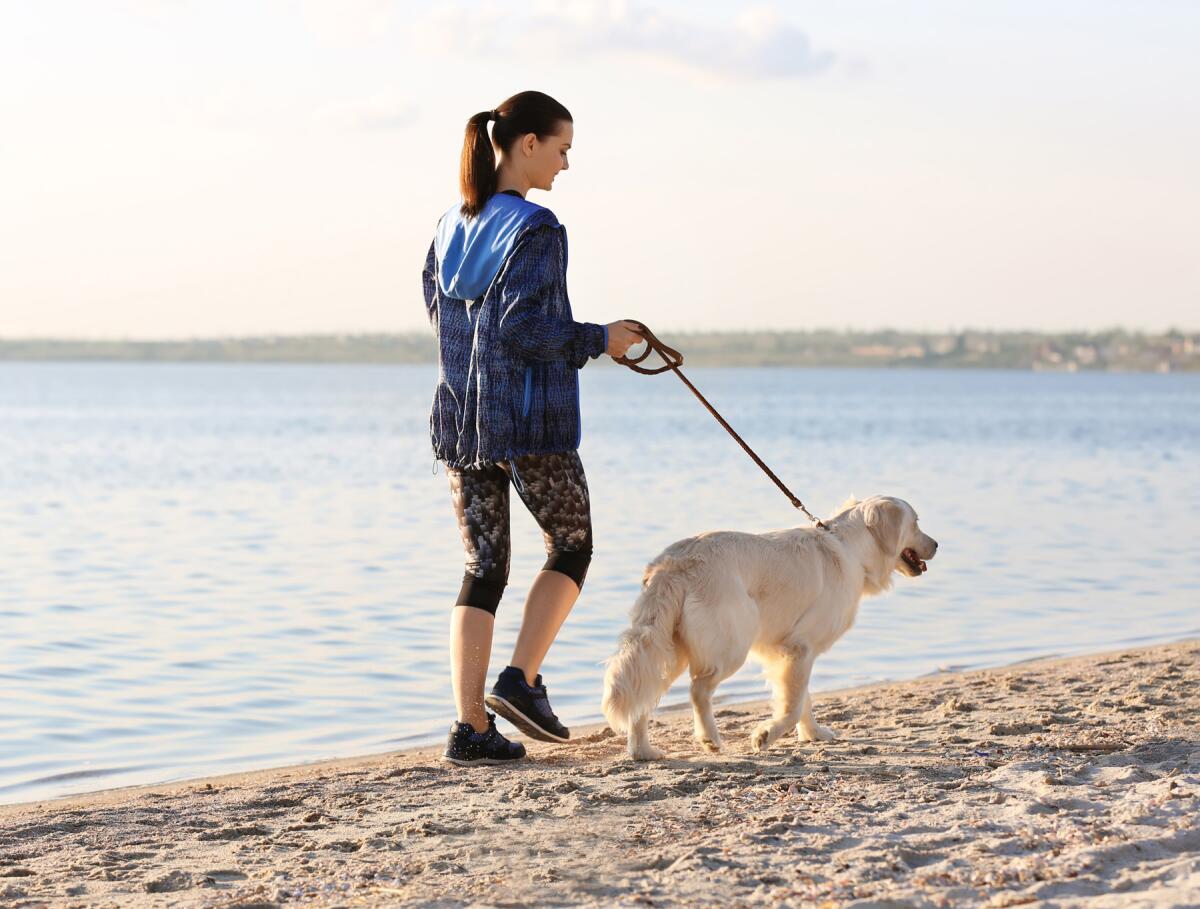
xmin=459 ymin=110 xmax=497 ymax=219
xmin=458 ymin=91 xmax=572 ymax=219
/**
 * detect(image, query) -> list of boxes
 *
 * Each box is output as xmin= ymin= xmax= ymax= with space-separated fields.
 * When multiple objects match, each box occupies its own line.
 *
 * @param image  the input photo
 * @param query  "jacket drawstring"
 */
xmin=509 ymin=460 xmax=526 ymax=496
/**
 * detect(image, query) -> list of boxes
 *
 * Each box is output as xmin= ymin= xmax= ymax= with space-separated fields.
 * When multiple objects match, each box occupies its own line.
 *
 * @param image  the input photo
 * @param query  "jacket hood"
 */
xmin=434 ymin=194 xmax=559 ymax=300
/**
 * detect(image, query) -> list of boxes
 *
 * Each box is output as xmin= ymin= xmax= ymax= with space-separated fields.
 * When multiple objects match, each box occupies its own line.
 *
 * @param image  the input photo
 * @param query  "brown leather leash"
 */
xmin=614 ymin=321 xmax=829 ymax=531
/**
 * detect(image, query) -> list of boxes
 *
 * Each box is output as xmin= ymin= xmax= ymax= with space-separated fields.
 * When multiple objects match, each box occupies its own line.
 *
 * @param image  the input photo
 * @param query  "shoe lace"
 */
xmin=483 ymin=712 xmax=504 ymax=742
xmin=533 ymin=682 xmax=560 ymax=720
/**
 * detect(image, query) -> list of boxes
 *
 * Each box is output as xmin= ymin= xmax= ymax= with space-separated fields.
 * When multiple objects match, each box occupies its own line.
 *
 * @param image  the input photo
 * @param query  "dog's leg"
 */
xmin=796 ymin=688 xmax=836 ymax=742
xmin=689 ymin=672 xmax=723 ymax=752
xmin=628 ymin=713 xmax=665 ymax=761
xmin=628 ymin=648 xmax=687 ymax=761
xmin=622 ymin=644 xmax=687 ymax=762
xmin=751 ymin=648 xmax=815 ymax=752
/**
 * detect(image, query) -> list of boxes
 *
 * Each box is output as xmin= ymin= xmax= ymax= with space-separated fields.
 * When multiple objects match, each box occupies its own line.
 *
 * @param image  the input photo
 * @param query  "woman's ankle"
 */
xmin=458 ymin=711 xmax=490 ymax=733
xmin=502 ymin=663 xmax=538 ymax=687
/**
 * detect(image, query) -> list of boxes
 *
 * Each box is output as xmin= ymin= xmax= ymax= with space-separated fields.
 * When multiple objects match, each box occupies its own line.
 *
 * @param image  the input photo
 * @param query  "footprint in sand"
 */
xmin=205 ymin=869 xmax=249 ymax=882
xmin=144 ymin=869 xmax=208 ymax=892
xmin=242 ymin=796 xmax=307 ymax=811
xmin=198 ymin=825 xmax=273 ymax=841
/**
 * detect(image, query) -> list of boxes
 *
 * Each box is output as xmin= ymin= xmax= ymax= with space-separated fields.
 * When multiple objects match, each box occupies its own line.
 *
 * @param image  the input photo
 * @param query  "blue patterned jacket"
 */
xmin=423 ymin=191 xmax=608 ymax=469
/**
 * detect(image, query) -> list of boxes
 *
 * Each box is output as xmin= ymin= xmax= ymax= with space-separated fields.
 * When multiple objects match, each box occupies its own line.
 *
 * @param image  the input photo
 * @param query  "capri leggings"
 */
xmin=446 ymin=450 xmax=593 ymax=615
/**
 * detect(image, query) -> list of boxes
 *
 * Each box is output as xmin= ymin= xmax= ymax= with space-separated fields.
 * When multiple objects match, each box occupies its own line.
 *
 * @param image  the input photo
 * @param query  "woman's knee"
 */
xmin=456 ymin=573 xmax=507 ymax=616
xmin=543 ymin=546 xmax=592 ymax=589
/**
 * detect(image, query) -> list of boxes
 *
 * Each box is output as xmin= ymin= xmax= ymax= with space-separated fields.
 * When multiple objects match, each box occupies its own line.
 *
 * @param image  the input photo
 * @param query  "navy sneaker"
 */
xmin=442 ymin=712 xmax=527 ymax=766
xmin=485 ymin=666 xmax=570 ymax=743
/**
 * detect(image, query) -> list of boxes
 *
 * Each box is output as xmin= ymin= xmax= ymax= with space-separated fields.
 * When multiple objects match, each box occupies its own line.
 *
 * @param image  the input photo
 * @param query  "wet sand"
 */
xmin=2 ymin=640 xmax=1197 ymax=908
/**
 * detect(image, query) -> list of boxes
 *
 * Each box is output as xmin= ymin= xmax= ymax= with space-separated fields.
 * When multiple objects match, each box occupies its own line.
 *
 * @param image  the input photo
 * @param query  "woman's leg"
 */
xmin=502 ymin=451 xmax=593 ymax=684
xmin=509 ymin=571 xmax=579 ymax=684
xmin=449 ymin=606 xmax=494 ymax=732
xmin=446 ymin=463 xmax=511 ymax=731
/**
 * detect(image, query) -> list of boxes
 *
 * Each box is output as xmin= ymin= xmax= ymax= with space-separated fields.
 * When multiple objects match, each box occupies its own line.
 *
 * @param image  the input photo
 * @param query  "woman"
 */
xmin=422 ymin=90 xmax=641 ymax=766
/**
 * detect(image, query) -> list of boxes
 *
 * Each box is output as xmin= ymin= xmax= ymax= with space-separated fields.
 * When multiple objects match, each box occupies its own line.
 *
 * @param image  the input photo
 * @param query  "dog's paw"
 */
xmin=630 ymin=744 xmax=666 ymax=761
xmin=750 ymin=724 xmax=774 ymax=752
xmin=697 ymin=737 xmax=722 ymax=754
xmin=798 ymin=723 xmax=836 ymax=742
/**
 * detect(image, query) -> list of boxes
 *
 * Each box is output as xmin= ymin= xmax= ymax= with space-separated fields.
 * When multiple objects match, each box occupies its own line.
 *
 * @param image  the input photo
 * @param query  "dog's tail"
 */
xmin=602 ymin=560 xmax=687 ymax=734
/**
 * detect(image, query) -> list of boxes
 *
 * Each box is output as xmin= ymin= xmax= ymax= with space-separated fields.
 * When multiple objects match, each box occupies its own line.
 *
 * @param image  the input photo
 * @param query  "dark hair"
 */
xmin=459 ymin=90 xmax=572 ymax=218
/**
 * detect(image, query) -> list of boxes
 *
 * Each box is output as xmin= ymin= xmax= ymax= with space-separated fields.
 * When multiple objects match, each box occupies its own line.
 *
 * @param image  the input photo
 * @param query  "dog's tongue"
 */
xmin=903 ymin=548 xmax=928 ymax=573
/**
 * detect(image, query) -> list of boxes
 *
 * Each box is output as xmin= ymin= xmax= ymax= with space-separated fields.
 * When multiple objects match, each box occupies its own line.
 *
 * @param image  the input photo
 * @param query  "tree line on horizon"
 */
xmin=0 ymin=329 xmax=1195 ymax=372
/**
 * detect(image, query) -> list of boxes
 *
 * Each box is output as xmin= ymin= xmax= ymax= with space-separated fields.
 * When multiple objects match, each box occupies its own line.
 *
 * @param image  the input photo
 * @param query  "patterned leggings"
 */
xmin=446 ymin=450 xmax=593 ymax=615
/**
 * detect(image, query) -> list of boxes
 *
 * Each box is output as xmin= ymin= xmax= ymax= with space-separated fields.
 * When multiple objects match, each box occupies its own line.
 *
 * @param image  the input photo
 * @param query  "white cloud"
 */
xmin=193 ymin=90 xmax=418 ymax=133
xmin=312 ymin=95 xmax=419 ymax=131
xmin=195 ymin=82 xmax=290 ymax=130
xmin=116 ymin=0 xmax=192 ymax=17
xmin=298 ymin=0 xmax=395 ymax=46
xmin=408 ymin=1 xmax=834 ymax=80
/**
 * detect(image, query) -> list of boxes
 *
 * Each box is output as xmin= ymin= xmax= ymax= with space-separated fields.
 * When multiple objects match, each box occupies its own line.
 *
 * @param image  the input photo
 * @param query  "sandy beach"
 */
xmin=2 ymin=640 xmax=1197 ymax=908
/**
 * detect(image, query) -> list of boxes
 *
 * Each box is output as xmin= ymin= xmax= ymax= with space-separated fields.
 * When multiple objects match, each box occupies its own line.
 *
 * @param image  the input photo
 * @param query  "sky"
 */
xmin=2 ymin=0 xmax=1198 ymax=339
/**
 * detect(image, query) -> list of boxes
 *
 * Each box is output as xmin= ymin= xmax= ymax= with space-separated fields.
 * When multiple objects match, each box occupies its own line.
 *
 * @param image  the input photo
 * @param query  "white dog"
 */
xmin=601 ymin=496 xmax=937 ymax=760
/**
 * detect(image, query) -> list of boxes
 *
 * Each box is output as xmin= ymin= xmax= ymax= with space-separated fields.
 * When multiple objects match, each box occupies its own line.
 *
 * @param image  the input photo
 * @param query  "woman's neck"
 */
xmin=494 ymin=165 xmax=528 ymax=199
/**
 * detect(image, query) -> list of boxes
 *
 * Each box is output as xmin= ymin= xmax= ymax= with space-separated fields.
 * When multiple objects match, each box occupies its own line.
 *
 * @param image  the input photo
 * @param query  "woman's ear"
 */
xmin=863 ymin=497 xmax=904 ymax=555
xmin=520 ymin=132 xmax=538 ymax=158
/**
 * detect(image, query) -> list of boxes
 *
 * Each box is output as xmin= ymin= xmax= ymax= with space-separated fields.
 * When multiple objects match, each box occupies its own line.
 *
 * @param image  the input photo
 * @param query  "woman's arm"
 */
xmin=496 ymin=226 xmax=607 ymax=369
xmin=421 ymin=240 xmax=438 ymax=329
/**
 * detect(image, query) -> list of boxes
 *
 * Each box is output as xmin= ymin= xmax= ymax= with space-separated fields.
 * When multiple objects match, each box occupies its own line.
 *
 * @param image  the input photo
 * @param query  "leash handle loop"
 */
xmin=614 ymin=321 xmax=683 ymax=374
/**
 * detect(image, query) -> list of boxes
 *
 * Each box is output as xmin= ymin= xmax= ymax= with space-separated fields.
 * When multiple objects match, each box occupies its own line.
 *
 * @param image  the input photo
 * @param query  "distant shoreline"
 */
xmin=1 ymin=329 xmax=1197 ymax=371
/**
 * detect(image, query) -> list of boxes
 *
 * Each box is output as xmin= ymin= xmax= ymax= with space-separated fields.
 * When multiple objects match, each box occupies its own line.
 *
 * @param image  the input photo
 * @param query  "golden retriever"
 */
xmin=601 ymin=496 xmax=937 ymax=760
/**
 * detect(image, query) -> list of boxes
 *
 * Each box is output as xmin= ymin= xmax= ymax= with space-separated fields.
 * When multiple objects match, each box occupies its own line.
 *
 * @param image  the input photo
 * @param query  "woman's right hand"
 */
xmin=605 ymin=320 xmax=643 ymax=359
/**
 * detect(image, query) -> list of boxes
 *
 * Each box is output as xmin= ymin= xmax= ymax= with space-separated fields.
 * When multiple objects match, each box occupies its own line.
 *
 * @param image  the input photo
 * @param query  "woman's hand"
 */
xmin=605 ymin=320 xmax=643 ymax=359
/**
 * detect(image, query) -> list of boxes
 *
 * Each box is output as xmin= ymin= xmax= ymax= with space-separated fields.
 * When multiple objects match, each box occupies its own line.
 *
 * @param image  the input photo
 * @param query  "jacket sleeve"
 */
xmin=421 ymin=239 xmax=438 ymax=331
xmin=496 ymin=226 xmax=607 ymax=369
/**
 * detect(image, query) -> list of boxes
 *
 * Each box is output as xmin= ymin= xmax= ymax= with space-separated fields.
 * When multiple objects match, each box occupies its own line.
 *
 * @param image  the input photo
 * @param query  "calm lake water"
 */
xmin=2 ymin=362 xmax=1198 ymax=805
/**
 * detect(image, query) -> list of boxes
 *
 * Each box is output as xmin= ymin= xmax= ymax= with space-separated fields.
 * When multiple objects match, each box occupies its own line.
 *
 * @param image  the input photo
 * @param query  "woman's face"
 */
xmin=507 ymin=119 xmax=572 ymax=192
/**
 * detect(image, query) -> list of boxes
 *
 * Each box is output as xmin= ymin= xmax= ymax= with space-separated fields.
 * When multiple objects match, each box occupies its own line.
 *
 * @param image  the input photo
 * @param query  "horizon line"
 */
xmin=1 ymin=326 xmax=1197 ymax=344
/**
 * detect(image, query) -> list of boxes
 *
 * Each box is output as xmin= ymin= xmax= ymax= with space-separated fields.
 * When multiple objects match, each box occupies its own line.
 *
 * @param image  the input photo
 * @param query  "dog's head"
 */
xmin=844 ymin=495 xmax=938 ymax=579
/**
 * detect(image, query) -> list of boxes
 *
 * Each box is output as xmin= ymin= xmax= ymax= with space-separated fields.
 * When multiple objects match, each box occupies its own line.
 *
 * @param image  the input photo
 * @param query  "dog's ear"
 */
xmin=834 ymin=495 xmax=859 ymax=517
xmin=863 ymin=497 xmax=905 ymax=555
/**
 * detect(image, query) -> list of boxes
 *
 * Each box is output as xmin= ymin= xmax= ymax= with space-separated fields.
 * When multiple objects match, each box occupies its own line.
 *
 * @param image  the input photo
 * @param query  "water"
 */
xmin=1 ymin=362 xmax=1197 ymax=805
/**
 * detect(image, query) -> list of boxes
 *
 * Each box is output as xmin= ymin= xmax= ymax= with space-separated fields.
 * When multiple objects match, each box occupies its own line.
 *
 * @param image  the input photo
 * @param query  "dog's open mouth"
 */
xmin=901 ymin=548 xmax=928 ymax=574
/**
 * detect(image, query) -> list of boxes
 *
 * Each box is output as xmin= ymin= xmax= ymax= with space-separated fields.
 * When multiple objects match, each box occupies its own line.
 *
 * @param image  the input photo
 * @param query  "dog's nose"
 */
xmin=930 ymin=538 xmax=939 ymax=555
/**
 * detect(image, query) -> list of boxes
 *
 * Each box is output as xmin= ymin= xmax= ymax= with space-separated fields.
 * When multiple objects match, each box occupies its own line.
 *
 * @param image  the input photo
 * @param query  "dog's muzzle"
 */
xmin=901 ymin=548 xmax=928 ymax=575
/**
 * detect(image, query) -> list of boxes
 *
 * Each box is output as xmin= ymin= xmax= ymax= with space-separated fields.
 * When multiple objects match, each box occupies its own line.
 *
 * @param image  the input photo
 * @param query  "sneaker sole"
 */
xmin=485 ymin=694 xmax=570 ymax=743
xmin=442 ymin=753 xmax=525 ymax=767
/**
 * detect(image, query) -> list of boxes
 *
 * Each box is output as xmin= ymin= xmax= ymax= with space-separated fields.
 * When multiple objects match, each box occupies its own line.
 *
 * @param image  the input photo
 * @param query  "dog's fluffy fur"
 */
xmin=601 ymin=496 xmax=938 ymax=760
